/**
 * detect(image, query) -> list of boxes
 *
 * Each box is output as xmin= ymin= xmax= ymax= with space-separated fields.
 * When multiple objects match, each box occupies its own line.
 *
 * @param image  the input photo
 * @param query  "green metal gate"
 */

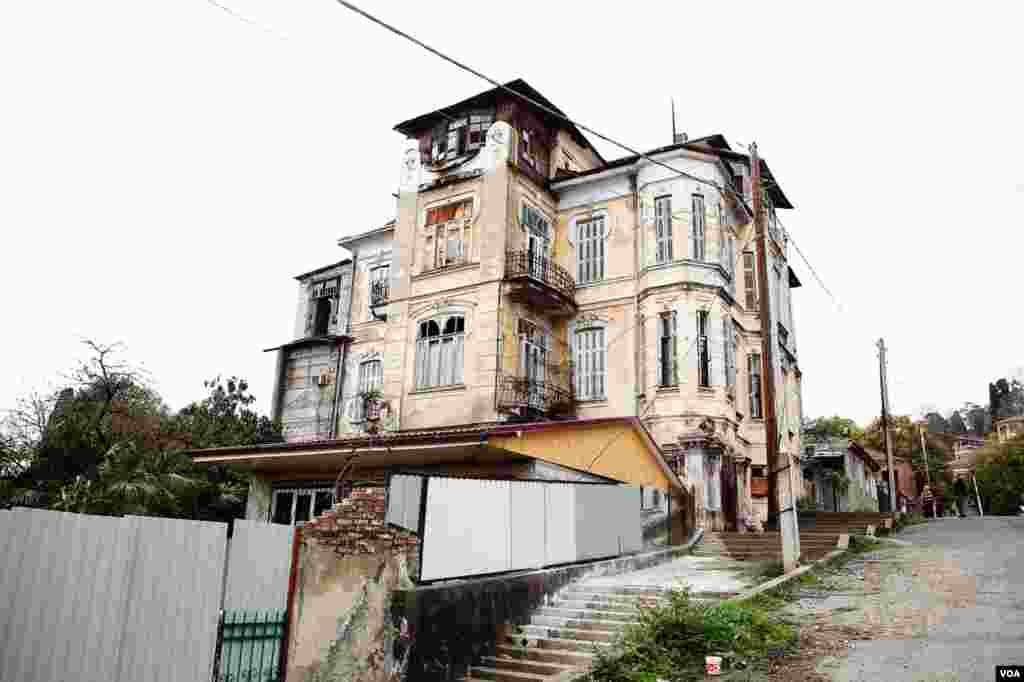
xmin=213 ymin=609 xmax=287 ymax=682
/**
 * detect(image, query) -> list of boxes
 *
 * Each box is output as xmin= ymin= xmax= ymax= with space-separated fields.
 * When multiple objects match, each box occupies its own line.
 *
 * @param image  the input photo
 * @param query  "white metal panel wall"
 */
xmin=386 ymin=474 xmax=423 ymax=533
xmin=544 ymin=483 xmax=576 ymax=565
xmin=508 ymin=481 xmax=546 ymax=571
xmin=420 ymin=478 xmax=512 ymax=581
xmin=224 ymin=520 xmax=294 ymax=611
xmin=575 ymin=485 xmax=621 ymax=561
xmin=0 ymin=509 xmax=227 ymax=682
xmin=619 ymin=486 xmax=643 ymax=553
xmin=117 ymin=516 xmax=226 ymax=682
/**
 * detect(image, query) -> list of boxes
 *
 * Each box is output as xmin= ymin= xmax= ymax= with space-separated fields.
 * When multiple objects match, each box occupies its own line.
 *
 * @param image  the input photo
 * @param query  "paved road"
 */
xmin=808 ymin=517 xmax=1024 ymax=681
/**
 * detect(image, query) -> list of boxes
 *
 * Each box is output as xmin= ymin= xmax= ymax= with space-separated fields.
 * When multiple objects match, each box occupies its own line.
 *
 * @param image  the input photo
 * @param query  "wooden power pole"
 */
xmin=752 ymin=143 xmax=798 ymax=570
xmin=877 ymin=339 xmax=897 ymax=512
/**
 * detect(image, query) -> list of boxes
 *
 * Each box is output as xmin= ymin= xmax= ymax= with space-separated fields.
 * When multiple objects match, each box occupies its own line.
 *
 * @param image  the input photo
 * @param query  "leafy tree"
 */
xmin=973 ymin=436 xmax=1024 ymax=515
xmin=989 ymin=378 xmax=1024 ymax=421
xmin=862 ymin=415 xmax=955 ymax=504
xmin=924 ymin=412 xmax=949 ymax=434
xmin=803 ymin=415 xmax=865 ymax=440
xmin=947 ymin=411 xmax=967 ymax=434
xmin=1 ymin=341 xmax=281 ymax=521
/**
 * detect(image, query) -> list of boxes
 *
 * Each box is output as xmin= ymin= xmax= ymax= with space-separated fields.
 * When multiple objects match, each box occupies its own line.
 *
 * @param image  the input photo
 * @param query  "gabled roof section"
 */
xmin=549 ymin=134 xmax=794 ymax=210
xmin=337 ymin=219 xmax=396 ymax=249
xmin=392 ymin=78 xmax=605 ymax=165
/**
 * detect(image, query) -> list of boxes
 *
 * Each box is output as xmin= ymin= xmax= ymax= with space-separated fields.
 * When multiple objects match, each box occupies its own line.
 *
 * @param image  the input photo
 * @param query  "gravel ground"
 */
xmin=765 ymin=517 xmax=1024 ymax=682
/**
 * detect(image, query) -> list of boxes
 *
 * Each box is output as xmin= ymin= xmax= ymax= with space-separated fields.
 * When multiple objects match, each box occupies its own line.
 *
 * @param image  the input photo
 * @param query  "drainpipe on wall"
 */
xmin=631 ymin=171 xmax=643 ymax=417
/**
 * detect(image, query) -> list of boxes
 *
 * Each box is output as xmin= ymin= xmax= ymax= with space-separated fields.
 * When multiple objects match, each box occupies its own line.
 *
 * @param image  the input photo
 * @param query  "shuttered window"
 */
xmin=743 ymin=251 xmax=758 ymax=310
xmin=697 ymin=310 xmax=711 ymax=388
xmin=656 ymin=312 xmax=678 ymax=387
xmin=748 ymin=353 xmax=763 ymax=418
xmin=577 ymin=217 xmax=605 ymax=284
xmin=655 ymin=196 xmax=673 ymax=263
xmin=723 ymin=317 xmax=736 ymax=394
xmin=691 ymin=194 xmax=705 ymax=261
xmin=574 ymin=328 xmax=606 ymax=400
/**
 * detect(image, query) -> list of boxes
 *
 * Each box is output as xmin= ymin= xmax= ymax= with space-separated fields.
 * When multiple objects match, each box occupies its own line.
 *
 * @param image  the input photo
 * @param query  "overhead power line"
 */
xmin=331 ymin=0 xmax=748 ymax=209
xmin=331 ymin=0 xmax=843 ymax=314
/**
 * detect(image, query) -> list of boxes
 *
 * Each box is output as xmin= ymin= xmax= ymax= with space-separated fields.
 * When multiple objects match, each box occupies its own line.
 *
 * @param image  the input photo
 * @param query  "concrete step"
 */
xmin=466 ymin=665 xmax=548 ymax=682
xmin=570 ymin=585 xmax=672 ymax=598
xmin=537 ymin=606 xmax=640 ymax=622
xmin=502 ymin=634 xmax=610 ymax=653
xmin=530 ymin=615 xmax=633 ymax=631
xmin=478 ymin=655 xmax=579 ymax=678
xmin=550 ymin=599 xmax=645 ymax=614
xmin=559 ymin=591 xmax=669 ymax=606
xmin=494 ymin=644 xmax=595 ymax=667
xmin=518 ymin=624 xmax=620 ymax=643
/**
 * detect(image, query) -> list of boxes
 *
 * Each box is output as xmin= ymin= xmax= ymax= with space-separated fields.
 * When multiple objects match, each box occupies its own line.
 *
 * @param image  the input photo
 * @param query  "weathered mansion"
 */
xmin=206 ymin=80 xmax=806 ymax=530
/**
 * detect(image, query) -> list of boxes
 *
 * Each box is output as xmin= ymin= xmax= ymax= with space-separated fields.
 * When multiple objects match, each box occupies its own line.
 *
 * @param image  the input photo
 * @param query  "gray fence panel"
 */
xmin=509 ymin=481 xmax=546 ymax=571
xmin=618 ymin=486 xmax=643 ymax=554
xmin=117 ymin=516 xmax=227 ymax=682
xmin=574 ymin=485 xmax=620 ymax=561
xmin=224 ymin=520 xmax=295 ymax=611
xmin=421 ymin=477 xmax=511 ymax=581
xmin=0 ymin=510 xmax=136 ymax=682
xmin=386 ymin=474 xmax=422 ymax=533
xmin=544 ymin=484 xmax=576 ymax=565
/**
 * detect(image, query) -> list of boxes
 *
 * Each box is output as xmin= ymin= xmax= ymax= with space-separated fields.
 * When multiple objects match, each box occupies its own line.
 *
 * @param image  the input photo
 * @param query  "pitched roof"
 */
xmin=293 ymin=259 xmax=351 ymax=282
xmin=549 ymin=135 xmax=794 ymax=210
xmin=392 ymin=79 xmax=605 ymax=165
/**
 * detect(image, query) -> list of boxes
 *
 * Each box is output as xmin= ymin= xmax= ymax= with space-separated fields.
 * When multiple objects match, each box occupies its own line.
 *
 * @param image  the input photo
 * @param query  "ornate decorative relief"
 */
xmin=575 ymin=311 xmax=609 ymax=327
xmin=482 ymin=121 xmax=512 ymax=171
xmin=399 ymin=141 xmax=422 ymax=193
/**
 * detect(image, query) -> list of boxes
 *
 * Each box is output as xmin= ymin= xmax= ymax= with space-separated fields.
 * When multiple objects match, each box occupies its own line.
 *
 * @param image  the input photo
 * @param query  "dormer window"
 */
xmin=429 ymin=111 xmax=494 ymax=163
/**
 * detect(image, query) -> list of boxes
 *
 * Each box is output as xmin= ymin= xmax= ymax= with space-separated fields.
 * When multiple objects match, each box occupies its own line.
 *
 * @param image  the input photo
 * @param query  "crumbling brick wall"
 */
xmin=287 ymin=487 xmax=420 ymax=682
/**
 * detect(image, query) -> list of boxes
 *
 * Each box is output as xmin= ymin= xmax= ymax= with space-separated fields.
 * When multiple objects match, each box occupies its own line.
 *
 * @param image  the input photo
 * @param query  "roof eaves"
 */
xmin=293 ymin=259 xmax=351 ymax=282
xmin=337 ymin=220 xmax=396 ymax=248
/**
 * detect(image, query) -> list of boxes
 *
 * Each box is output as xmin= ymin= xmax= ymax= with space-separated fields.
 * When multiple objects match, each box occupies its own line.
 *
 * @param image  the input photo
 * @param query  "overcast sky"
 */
xmin=2 ymin=0 xmax=1021 ymax=427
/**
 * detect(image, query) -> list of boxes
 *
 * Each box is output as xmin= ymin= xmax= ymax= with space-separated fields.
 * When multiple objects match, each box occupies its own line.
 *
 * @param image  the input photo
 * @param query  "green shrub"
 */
xmin=584 ymin=588 xmax=795 ymax=681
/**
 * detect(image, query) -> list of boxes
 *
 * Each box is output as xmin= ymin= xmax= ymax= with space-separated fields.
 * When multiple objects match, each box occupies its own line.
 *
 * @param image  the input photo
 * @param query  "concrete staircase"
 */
xmin=693 ymin=531 xmax=842 ymax=561
xmin=801 ymin=511 xmax=897 ymax=536
xmin=462 ymin=585 xmax=735 ymax=681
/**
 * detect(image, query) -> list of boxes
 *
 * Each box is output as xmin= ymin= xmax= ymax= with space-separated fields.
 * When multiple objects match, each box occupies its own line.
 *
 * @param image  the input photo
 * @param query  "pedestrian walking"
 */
xmin=954 ymin=479 xmax=969 ymax=518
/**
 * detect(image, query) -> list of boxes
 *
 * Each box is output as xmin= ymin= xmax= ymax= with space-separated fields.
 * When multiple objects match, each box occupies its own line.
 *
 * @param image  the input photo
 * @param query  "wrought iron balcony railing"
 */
xmin=370 ymin=280 xmax=389 ymax=308
xmin=496 ymin=374 xmax=575 ymax=417
xmin=504 ymin=250 xmax=575 ymax=303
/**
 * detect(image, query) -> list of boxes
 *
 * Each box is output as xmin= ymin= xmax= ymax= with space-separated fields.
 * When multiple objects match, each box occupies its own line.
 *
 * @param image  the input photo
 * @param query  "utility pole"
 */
xmin=919 ymin=424 xmax=932 ymax=489
xmin=878 ymin=339 xmax=897 ymax=513
xmin=752 ymin=142 xmax=797 ymax=570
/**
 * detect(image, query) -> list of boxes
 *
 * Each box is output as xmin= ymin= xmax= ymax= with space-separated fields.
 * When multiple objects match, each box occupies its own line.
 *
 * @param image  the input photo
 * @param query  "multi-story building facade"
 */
xmin=263 ymin=80 xmax=806 ymax=528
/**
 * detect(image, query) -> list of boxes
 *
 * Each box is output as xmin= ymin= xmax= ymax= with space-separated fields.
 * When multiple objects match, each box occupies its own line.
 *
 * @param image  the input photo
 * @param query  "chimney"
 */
xmin=674 ymin=132 xmax=688 ymax=144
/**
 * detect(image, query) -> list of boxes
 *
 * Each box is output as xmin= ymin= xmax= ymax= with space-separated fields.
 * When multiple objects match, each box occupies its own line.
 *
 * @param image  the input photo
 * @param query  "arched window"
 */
xmin=415 ymin=315 xmax=465 ymax=389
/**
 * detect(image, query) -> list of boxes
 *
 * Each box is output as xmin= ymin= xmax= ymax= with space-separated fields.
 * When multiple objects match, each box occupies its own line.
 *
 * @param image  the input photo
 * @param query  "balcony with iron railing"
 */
xmin=369 ymin=280 xmax=389 ymax=320
xmin=496 ymin=373 xmax=575 ymax=419
xmin=504 ymin=250 xmax=576 ymax=314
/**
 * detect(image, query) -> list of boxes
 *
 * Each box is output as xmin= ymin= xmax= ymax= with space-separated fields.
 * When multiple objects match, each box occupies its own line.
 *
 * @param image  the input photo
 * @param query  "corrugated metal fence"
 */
xmin=387 ymin=475 xmax=642 ymax=583
xmin=0 ymin=509 xmax=294 ymax=682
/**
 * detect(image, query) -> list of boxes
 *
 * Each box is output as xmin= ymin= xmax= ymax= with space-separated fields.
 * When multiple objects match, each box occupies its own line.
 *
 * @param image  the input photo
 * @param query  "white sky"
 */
xmin=2 ymin=0 xmax=1022 ymax=427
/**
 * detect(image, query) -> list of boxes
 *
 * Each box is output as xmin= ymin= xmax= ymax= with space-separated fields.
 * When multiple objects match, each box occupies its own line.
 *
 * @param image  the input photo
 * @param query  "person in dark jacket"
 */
xmin=954 ymin=479 xmax=970 ymax=518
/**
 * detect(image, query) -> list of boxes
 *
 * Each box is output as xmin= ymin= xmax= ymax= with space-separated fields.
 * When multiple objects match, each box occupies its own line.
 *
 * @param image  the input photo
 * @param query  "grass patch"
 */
xmin=581 ymin=587 xmax=796 ymax=681
xmin=892 ymin=512 xmax=927 ymax=532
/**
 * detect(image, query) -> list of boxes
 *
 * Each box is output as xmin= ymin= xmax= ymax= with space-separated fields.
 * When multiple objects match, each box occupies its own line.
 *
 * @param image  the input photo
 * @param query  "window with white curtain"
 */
xmin=415 ymin=315 xmax=465 ymax=389
xmin=574 ymin=327 xmax=606 ymax=400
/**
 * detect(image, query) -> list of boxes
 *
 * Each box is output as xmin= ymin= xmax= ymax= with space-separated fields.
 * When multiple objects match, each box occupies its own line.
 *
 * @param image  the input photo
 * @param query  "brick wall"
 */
xmin=304 ymin=486 xmax=420 ymax=559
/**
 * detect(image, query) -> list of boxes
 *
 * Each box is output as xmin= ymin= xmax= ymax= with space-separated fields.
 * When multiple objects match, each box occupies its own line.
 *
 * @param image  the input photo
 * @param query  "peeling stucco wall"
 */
xmin=287 ymin=488 xmax=419 ymax=682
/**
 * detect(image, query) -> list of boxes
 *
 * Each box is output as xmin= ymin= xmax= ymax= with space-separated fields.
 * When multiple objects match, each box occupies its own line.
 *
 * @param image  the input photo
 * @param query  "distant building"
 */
xmin=995 ymin=415 xmax=1024 ymax=443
